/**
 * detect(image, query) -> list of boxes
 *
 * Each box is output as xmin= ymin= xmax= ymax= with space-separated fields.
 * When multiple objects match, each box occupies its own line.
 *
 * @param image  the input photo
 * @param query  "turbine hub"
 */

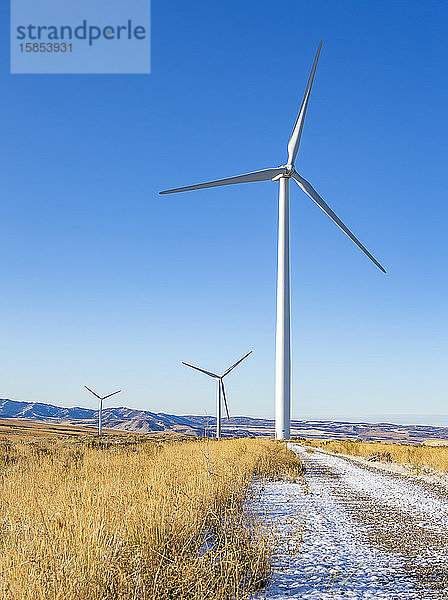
xmin=272 ymin=165 xmax=294 ymax=181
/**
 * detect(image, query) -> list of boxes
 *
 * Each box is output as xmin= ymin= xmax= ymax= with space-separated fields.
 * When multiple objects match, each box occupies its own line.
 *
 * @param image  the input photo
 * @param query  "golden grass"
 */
xmin=0 ymin=435 xmax=303 ymax=599
xmin=0 ymin=418 xmax=120 ymax=440
xmin=301 ymin=438 xmax=448 ymax=473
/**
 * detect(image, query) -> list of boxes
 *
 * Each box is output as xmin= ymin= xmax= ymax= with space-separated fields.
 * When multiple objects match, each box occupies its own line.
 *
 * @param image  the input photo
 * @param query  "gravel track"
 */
xmin=254 ymin=444 xmax=448 ymax=599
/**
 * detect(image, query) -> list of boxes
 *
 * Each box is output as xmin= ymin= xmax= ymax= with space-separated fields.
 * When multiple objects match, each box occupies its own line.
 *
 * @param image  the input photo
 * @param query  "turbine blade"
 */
xmin=291 ymin=172 xmax=386 ymax=273
xmin=102 ymin=390 xmax=122 ymax=400
xmin=220 ymin=380 xmax=230 ymax=419
xmin=182 ymin=361 xmax=219 ymax=379
xmin=287 ymin=41 xmax=322 ymax=166
xmin=222 ymin=350 xmax=253 ymax=378
xmin=84 ymin=385 xmax=101 ymax=400
xmin=160 ymin=167 xmax=287 ymax=195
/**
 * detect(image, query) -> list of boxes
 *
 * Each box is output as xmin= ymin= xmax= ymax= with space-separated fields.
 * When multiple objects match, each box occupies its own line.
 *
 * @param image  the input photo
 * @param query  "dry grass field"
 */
xmin=0 ymin=430 xmax=303 ymax=600
xmin=302 ymin=438 xmax=448 ymax=473
xmin=0 ymin=418 xmax=112 ymax=440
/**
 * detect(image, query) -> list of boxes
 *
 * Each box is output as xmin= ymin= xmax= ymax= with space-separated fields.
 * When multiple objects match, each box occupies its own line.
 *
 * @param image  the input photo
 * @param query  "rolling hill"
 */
xmin=0 ymin=398 xmax=447 ymax=443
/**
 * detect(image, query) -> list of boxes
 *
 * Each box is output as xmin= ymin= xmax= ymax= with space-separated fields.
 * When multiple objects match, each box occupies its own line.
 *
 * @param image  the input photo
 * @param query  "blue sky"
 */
xmin=1 ymin=1 xmax=447 ymax=424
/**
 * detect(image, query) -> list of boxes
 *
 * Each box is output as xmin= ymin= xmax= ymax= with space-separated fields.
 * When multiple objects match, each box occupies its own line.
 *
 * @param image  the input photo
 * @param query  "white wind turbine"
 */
xmin=84 ymin=386 xmax=122 ymax=435
xmin=182 ymin=350 xmax=252 ymax=438
xmin=161 ymin=42 xmax=386 ymax=440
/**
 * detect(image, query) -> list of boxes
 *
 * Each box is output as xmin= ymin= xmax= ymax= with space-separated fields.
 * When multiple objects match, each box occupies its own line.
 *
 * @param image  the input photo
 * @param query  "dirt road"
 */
xmin=254 ymin=444 xmax=448 ymax=599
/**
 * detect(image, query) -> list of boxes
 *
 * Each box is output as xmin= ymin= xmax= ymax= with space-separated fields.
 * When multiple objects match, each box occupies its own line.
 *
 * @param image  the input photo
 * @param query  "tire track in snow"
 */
xmin=253 ymin=444 xmax=448 ymax=599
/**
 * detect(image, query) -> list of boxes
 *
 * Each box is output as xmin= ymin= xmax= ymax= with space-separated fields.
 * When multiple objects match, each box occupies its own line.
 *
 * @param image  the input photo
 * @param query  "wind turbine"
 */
xmin=84 ymin=386 xmax=122 ymax=435
xmin=182 ymin=350 xmax=252 ymax=438
xmin=161 ymin=42 xmax=386 ymax=440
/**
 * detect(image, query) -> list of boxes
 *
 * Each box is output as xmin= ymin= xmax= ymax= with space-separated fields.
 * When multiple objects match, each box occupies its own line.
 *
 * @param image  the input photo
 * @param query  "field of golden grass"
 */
xmin=0 ymin=418 xmax=116 ymax=440
xmin=301 ymin=438 xmax=448 ymax=473
xmin=0 ymin=433 xmax=303 ymax=599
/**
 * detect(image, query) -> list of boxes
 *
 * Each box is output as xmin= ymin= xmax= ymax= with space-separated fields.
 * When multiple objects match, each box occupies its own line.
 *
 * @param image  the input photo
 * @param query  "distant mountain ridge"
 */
xmin=0 ymin=399 xmax=207 ymax=435
xmin=0 ymin=399 xmax=447 ymax=442
xmin=0 ymin=399 xmax=95 ymax=421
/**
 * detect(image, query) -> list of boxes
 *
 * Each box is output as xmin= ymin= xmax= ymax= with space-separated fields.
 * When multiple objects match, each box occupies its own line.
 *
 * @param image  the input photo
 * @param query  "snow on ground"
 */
xmin=252 ymin=444 xmax=448 ymax=599
xmin=297 ymin=446 xmax=448 ymax=533
xmin=312 ymin=447 xmax=448 ymax=490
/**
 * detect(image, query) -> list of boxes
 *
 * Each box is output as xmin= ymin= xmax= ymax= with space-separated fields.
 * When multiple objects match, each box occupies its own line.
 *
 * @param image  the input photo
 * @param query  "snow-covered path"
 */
xmin=253 ymin=444 xmax=448 ymax=599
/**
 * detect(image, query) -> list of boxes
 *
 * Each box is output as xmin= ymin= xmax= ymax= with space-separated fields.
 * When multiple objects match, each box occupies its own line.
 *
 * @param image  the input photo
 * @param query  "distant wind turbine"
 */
xmin=84 ymin=386 xmax=122 ymax=435
xmin=182 ymin=350 xmax=252 ymax=438
xmin=161 ymin=41 xmax=386 ymax=440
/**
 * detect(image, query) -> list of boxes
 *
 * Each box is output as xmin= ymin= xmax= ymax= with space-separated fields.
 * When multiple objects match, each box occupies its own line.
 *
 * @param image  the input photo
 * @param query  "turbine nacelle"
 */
xmin=272 ymin=165 xmax=295 ymax=181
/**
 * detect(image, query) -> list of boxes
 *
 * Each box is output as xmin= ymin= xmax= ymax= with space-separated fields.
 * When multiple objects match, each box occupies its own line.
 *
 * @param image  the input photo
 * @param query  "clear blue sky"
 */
xmin=1 ymin=1 xmax=447 ymax=424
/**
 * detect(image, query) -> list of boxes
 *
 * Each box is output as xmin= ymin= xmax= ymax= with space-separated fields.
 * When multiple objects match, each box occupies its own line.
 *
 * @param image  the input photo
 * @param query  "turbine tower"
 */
xmin=84 ymin=386 xmax=122 ymax=435
xmin=182 ymin=350 xmax=252 ymax=438
xmin=161 ymin=42 xmax=386 ymax=440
